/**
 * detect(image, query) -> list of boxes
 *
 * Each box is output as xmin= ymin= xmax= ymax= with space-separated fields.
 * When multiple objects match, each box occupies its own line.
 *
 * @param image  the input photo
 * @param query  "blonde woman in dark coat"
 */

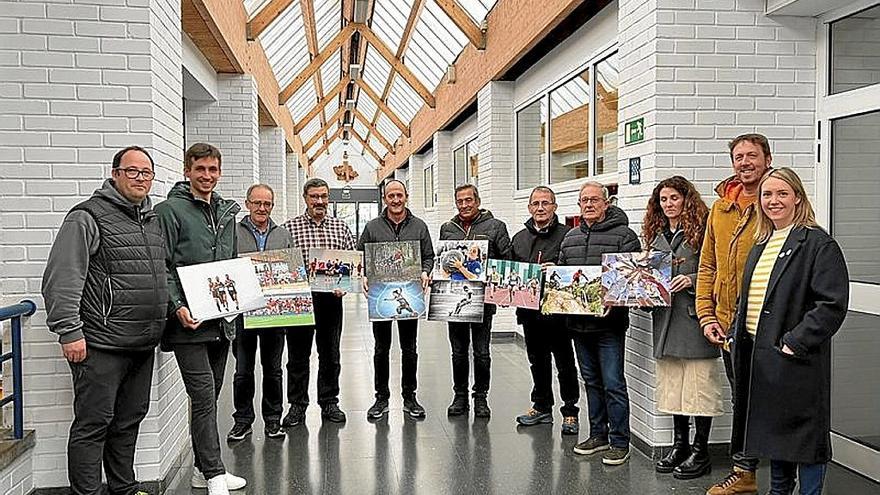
xmin=642 ymin=176 xmax=722 ymax=480
xmin=730 ymin=168 xmax=848 ymax=495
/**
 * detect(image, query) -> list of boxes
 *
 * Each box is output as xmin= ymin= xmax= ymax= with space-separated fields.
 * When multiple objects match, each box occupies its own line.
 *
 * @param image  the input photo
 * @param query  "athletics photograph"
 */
xmin=428 ymin=280 xmax=485 ymax=323
xmin=177 ymin=257 xmax=265 ymax=322
xmin=243 ymin=248 xmax=315 ymax=328
xmin=602 ymin=251 xmax=673 ymax=307
xmin=431 ymin=240 xmax=488 ymax=282
xmin=485 ymin=259 xmax=542 ymax=310
xmin=540 ymin=266 xmax=603 ymax=316
xmin=307 ymin=248 xmax=364 ymax=293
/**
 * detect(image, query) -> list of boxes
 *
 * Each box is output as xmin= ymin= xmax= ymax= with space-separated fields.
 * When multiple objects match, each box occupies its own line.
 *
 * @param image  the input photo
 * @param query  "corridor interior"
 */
xmin=163 ymin=296 xmax=877 ymax=494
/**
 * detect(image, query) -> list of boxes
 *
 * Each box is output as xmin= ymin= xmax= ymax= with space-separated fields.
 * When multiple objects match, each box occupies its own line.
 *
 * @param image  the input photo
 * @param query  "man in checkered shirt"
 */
xmin=281 ymin=178 xmax=356 ymax=425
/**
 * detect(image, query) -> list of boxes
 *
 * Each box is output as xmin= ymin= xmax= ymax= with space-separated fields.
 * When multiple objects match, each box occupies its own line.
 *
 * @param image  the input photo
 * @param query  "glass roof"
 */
xmin=246 ymin=0 xmax=499 ymax=170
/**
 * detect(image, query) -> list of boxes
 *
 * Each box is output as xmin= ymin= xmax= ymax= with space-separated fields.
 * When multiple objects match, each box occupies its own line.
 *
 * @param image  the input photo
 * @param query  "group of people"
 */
xmin=41 ymin=132 xmax=849 ymax=495
xmin=208 ymin=275 xmax=239 ymax=312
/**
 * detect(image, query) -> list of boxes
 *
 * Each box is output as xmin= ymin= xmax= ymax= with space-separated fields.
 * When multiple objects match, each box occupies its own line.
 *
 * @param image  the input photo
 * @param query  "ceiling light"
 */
xmin=446 ymin=64 xmax=456 ymax=84
xmin=353 ymin=0 xmax=369 ymax=23
xmin=345 ymin=99 xmax=356 ymax=110
xmin=349 ymin=63 xmax=361 ymax=80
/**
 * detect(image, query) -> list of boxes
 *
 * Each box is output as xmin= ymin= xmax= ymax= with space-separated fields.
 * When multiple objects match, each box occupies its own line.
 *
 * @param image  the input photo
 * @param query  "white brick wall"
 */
xmin=0 ymin=447 xmax=33 ymax=495
xmin=285 ymin=151 xmax=301 ymax=219
xmin=185 ymin=74 xmax=259 ymax=206
xmin=0 ymin=0 xmax=188 ymax=488
xmin=259 ymin=126 xmax=287 ymax=217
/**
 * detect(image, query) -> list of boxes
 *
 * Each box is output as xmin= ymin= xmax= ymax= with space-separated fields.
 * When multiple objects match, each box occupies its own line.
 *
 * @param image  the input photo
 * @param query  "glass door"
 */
xmin=818 ymin=3 xmax=880 ymax=481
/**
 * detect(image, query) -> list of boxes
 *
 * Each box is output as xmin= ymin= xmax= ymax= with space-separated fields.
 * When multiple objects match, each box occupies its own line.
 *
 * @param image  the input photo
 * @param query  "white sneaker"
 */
xmin=206 ymin=474 xmax=230 ymax=495
xmin=192 ymin=470 xmax=247 ymax=490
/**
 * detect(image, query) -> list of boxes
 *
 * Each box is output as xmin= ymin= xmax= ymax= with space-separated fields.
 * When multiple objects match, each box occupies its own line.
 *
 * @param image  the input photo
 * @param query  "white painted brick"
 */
xmin=48 ymin=68 xmax=101 ymax=84
xmin=24 ymin=148 xmax=76 ymax=164
xmin=21 ymin=19 xmax=72 ymax=36
xmin=75 ymin=53 xmax=127 ymax=69
xmin=46 ymin=4 xmax=100 ymax=20
xmin=0 ymin=99 xmax=48 ymax=115
xmin=47 ymin=36 xmax=100 ymax=52
xmin=4 ymin=67 xmax=48 ymax=83
xmin=101 ymin=38 xmax=151 ymax=55
xmin=21 ymin=51 xmax=74 ymax=68
xmin=74 ymin=20 xmax=126 ymax=38
xmin=24 ymin=116 xmax=76 ymax=131
xmin=49 ymin=101 xmax=102 ymax=116
xmin=23 ymin=83 xmax=76 ymax=100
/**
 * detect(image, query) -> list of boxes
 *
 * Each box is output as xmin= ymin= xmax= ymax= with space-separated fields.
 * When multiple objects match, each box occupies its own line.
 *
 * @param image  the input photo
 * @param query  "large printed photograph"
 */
xmin=307 ymin=248 xmax=364 ymax=293
xmin=243 ymin=248 xmax=315 ymax=328
xmin=428 ymin=280 xmax=485 ymax=323
xmin=431 ymin=240 xmax=488 ymax=282
xmin=364 ymin=241 xmax=425 ymax=321
xmin=485 ymin=259 xmax=542 ymax=310
xmin=540 ymin=266 xmax=603 ymax=316
xmin=177 ymin=258 xmax=266 ymax=322
xmin=601 ymin=251 xmax=673 ymax=307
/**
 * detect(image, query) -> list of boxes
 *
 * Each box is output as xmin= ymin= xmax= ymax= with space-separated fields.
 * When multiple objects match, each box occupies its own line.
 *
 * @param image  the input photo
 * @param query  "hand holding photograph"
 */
xmin=364 ymin=241 xmax=426 ymax=321
xmin=485 ymin=259 xmax=542 ymax=310
xmin=243 ymin=248 xmax=315 ymax=328
xmin=307 ymin=248 xmax=364 ymax=293
xmin=178 ymin=258 xmax=266 ymax=322
xmin=431 ymin=240 xmax=489 ymax=282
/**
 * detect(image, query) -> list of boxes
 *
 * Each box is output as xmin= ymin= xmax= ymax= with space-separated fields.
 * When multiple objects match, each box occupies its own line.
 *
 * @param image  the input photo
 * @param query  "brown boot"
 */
xmin=705 ymin=467 xmax=758 ymax=495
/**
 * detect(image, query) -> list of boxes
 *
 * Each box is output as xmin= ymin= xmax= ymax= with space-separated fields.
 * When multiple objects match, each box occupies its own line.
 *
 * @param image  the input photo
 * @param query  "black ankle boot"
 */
xmin=656 ymin=415 xmax=690 ymax=473
xmin=674 ymin=416 xmax=712 ymax=480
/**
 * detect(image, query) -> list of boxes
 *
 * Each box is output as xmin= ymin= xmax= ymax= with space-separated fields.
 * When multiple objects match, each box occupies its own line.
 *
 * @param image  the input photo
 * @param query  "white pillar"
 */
xmin=259 ymin=126 xmax=286 ymax=216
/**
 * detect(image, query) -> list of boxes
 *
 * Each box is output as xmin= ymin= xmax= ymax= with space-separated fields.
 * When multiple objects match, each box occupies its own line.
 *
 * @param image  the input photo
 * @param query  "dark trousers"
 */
xmin=769 ymin=461 xmax=826 ymax=495
xmin=723 ymin=348 xmax=760 ymax=471
xmin=372 ymin=319 xmax=419 ymax=400
xmin=232 ymin=320 xmax=285 ymax=425
xmin=173 ymin=340 xmax=230 ymax=479
xmin=572 ymin=330 xmax=631 ymax=448
xmin=523 ymin=320 xmax=580 ymax=417
xmin=447 ymin=313 xmax=493 ymax=399
xmin=286 ymin=293 xmax=343 ymax=408
xmin=68 ymin=347 xmax=154 ymax=495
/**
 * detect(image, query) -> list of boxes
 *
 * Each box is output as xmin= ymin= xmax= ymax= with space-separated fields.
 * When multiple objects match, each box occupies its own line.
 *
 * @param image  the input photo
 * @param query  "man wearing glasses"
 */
xmin=510 ymin=186 xmax=580 ymax=436
xmin=559 ymin=181 xmax=640 ymax=466
xmin=227 ymin=184 xmax=293 ymax=442
xmin=156 ymin=143 xmax=246 ymax=494
xmin=439 ymin=184 xmax=511 ymax=418
xmin=281 ymin=178 xmax=356 ymax=425
xmin=42 ymin=146 xmax=167 ymax=495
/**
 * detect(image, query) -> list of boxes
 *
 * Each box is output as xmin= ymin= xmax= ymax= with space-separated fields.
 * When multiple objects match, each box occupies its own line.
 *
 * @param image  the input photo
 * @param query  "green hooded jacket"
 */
xmin=155 ymin=180 xmax=241 ymax=346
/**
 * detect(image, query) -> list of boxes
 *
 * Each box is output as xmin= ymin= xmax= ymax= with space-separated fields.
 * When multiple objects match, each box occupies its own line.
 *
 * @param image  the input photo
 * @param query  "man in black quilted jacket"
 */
xmin=558 ymin=181 xmax=640 ymax=466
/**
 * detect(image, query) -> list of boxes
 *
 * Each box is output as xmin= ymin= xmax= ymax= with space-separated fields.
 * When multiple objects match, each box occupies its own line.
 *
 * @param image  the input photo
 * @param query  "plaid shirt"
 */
xmin=282 ymin=212 xmax=357 ymax=263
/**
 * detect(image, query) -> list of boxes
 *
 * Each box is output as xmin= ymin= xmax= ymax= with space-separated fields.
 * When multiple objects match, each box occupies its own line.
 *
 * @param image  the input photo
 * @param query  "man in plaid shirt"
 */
xmin=281 ymin=178 xmax=356 ymax=425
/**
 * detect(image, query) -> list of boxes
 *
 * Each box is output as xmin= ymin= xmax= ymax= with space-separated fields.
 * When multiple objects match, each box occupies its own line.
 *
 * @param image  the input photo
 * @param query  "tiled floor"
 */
xmin=164 ymin=295 xmax=878 ymax=494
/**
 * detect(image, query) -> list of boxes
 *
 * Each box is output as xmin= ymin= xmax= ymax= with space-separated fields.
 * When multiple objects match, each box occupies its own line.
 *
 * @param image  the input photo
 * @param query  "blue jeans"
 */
xmin=770 ymin=460 xmax=826 ymax=495
xmin=572 ymin=330 xmax=630 ymax=448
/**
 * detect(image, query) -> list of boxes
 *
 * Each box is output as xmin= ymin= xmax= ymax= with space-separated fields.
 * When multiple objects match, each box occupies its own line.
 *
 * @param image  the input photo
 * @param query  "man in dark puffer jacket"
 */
xmin=43 ymin=146 xmax=167 ymax=495
xmin=560 ymin=181 xmax=640 ymax=466
xmin=439 ymin=184 xmax=511 ymax=418
xmin=510 ymin=186 xmax=581 ymax=436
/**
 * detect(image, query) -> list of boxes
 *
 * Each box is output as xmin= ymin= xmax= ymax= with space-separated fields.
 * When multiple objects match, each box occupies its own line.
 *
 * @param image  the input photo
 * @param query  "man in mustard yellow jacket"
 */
xmin=696 ymin=133 xmax=771 ymax=495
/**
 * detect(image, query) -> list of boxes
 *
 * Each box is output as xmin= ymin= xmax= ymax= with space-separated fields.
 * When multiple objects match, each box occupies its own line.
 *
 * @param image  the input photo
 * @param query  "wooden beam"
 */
xmin=293 ymin=76 xmax=350 ymax=134
xmin=352 ymin=109 xmax=392 ymax=151
xmin=435 ymin=0 xmax=486 ymax=50
xmin=350 ymin=129 xmax=385 ymax=164
xmin=355 ymin=79 xmax=409 ymax=137
xmin=365 ymin=0 xmax=424 ymax=148
xmin=308 ymin=127 xmax=344 ymax=163
xmin=303 ymin=106 xmax=346 ymax=152
xmin=354 ymin=24 xmax=435 ymax=108
xmin=279 ymin=23 xmax=355 ymax=104
xmin=247 ymin=0 xmax=296 ymax=41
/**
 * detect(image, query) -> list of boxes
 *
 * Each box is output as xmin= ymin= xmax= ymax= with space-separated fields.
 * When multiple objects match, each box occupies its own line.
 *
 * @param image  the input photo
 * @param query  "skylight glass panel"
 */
xmin=356 ymin=88 xmax=378 ymax=117
xmin=387 ymin=77 xmax=422 ymax=122
xmin=287 ymin=82 xmax=317 ymax=123
xmin=354 ymin=120 xmax=369 ymax=138
xmin=362 ymin=48 xmax=392 ymax=94
xmin=370 ymin=135 xmax=388 ymax=153
xmin=404 ymin=2 xmax=467 ymax=90
xmin=376 ymin=114 xmax=401 ymax=144
xmin=300 ymin=118 xmax=323 ymax=150
xmin=459 ymin=0 xmax=497 ymax=22
xmin=314 ymin=0 xmax=340 ymax=52
xmin=372 ymin=0 xmax=412 ymax=51
xmin=262 ymin=3 xmax=309 ymax=88
xmin=243 ymin=0 xmax=272 ymax=18
xmin=550 ymin=76 xmax=590 ymax=116
xmin=320 ymin=49 xmax=342 ymax=91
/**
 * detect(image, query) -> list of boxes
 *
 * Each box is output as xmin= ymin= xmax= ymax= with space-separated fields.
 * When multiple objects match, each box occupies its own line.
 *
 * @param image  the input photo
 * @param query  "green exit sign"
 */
xmin=625 ymin=118 xmax=644 ymax=145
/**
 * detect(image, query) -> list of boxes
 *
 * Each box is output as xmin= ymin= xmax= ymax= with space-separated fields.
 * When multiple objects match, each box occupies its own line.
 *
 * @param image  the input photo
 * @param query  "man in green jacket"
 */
xmin=155 ymin=143 xmax=244 ymax=495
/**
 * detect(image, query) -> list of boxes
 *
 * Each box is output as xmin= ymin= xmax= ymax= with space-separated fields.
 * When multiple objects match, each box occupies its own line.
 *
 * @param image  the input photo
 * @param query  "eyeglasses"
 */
xmin=116 ymin=168 xmax=155 ymax=180
xmin=455 ymin=197 xmax=476 ymax=206
xmin=307 ymin=193 xmax=328 ymax=201
xmin=578 ymin=197 xmax=605 ymax=205
xmin=529 ymin=201 xmax=555 ymax=208
xmin=247 ymin=200 xmax=273 ymax=209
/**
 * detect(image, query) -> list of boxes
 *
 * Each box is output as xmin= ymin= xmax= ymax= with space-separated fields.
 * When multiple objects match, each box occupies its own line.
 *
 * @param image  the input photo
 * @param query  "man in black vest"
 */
xmin=510 ymin=186 xmax=580 ymax=435
xmin=43 ymin=146 xmax=167 ymax=495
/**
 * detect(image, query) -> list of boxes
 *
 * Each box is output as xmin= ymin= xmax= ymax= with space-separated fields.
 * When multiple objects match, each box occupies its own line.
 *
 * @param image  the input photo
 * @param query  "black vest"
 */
xmin=73 ymin=196 xmax=167 ymax=351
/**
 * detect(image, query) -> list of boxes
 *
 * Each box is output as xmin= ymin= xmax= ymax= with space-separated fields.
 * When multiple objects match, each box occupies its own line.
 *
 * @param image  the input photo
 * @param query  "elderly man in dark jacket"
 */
xmin=560 ymin=181 xmax=640 ymax=466
xmin=439 ymin=184 xmax=511 ymax=418
xmin=358 ymin=180 xmax=434 ymax=420
xmin=156 ymin=143 xmax=245 ymax=494
xmin=510 ymin=186 xmax=580 ymax=435
xmin=42 ymin=146 xmax=167 ymax=495
xmin=227 ymin=184 xmax=293 ymax=442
